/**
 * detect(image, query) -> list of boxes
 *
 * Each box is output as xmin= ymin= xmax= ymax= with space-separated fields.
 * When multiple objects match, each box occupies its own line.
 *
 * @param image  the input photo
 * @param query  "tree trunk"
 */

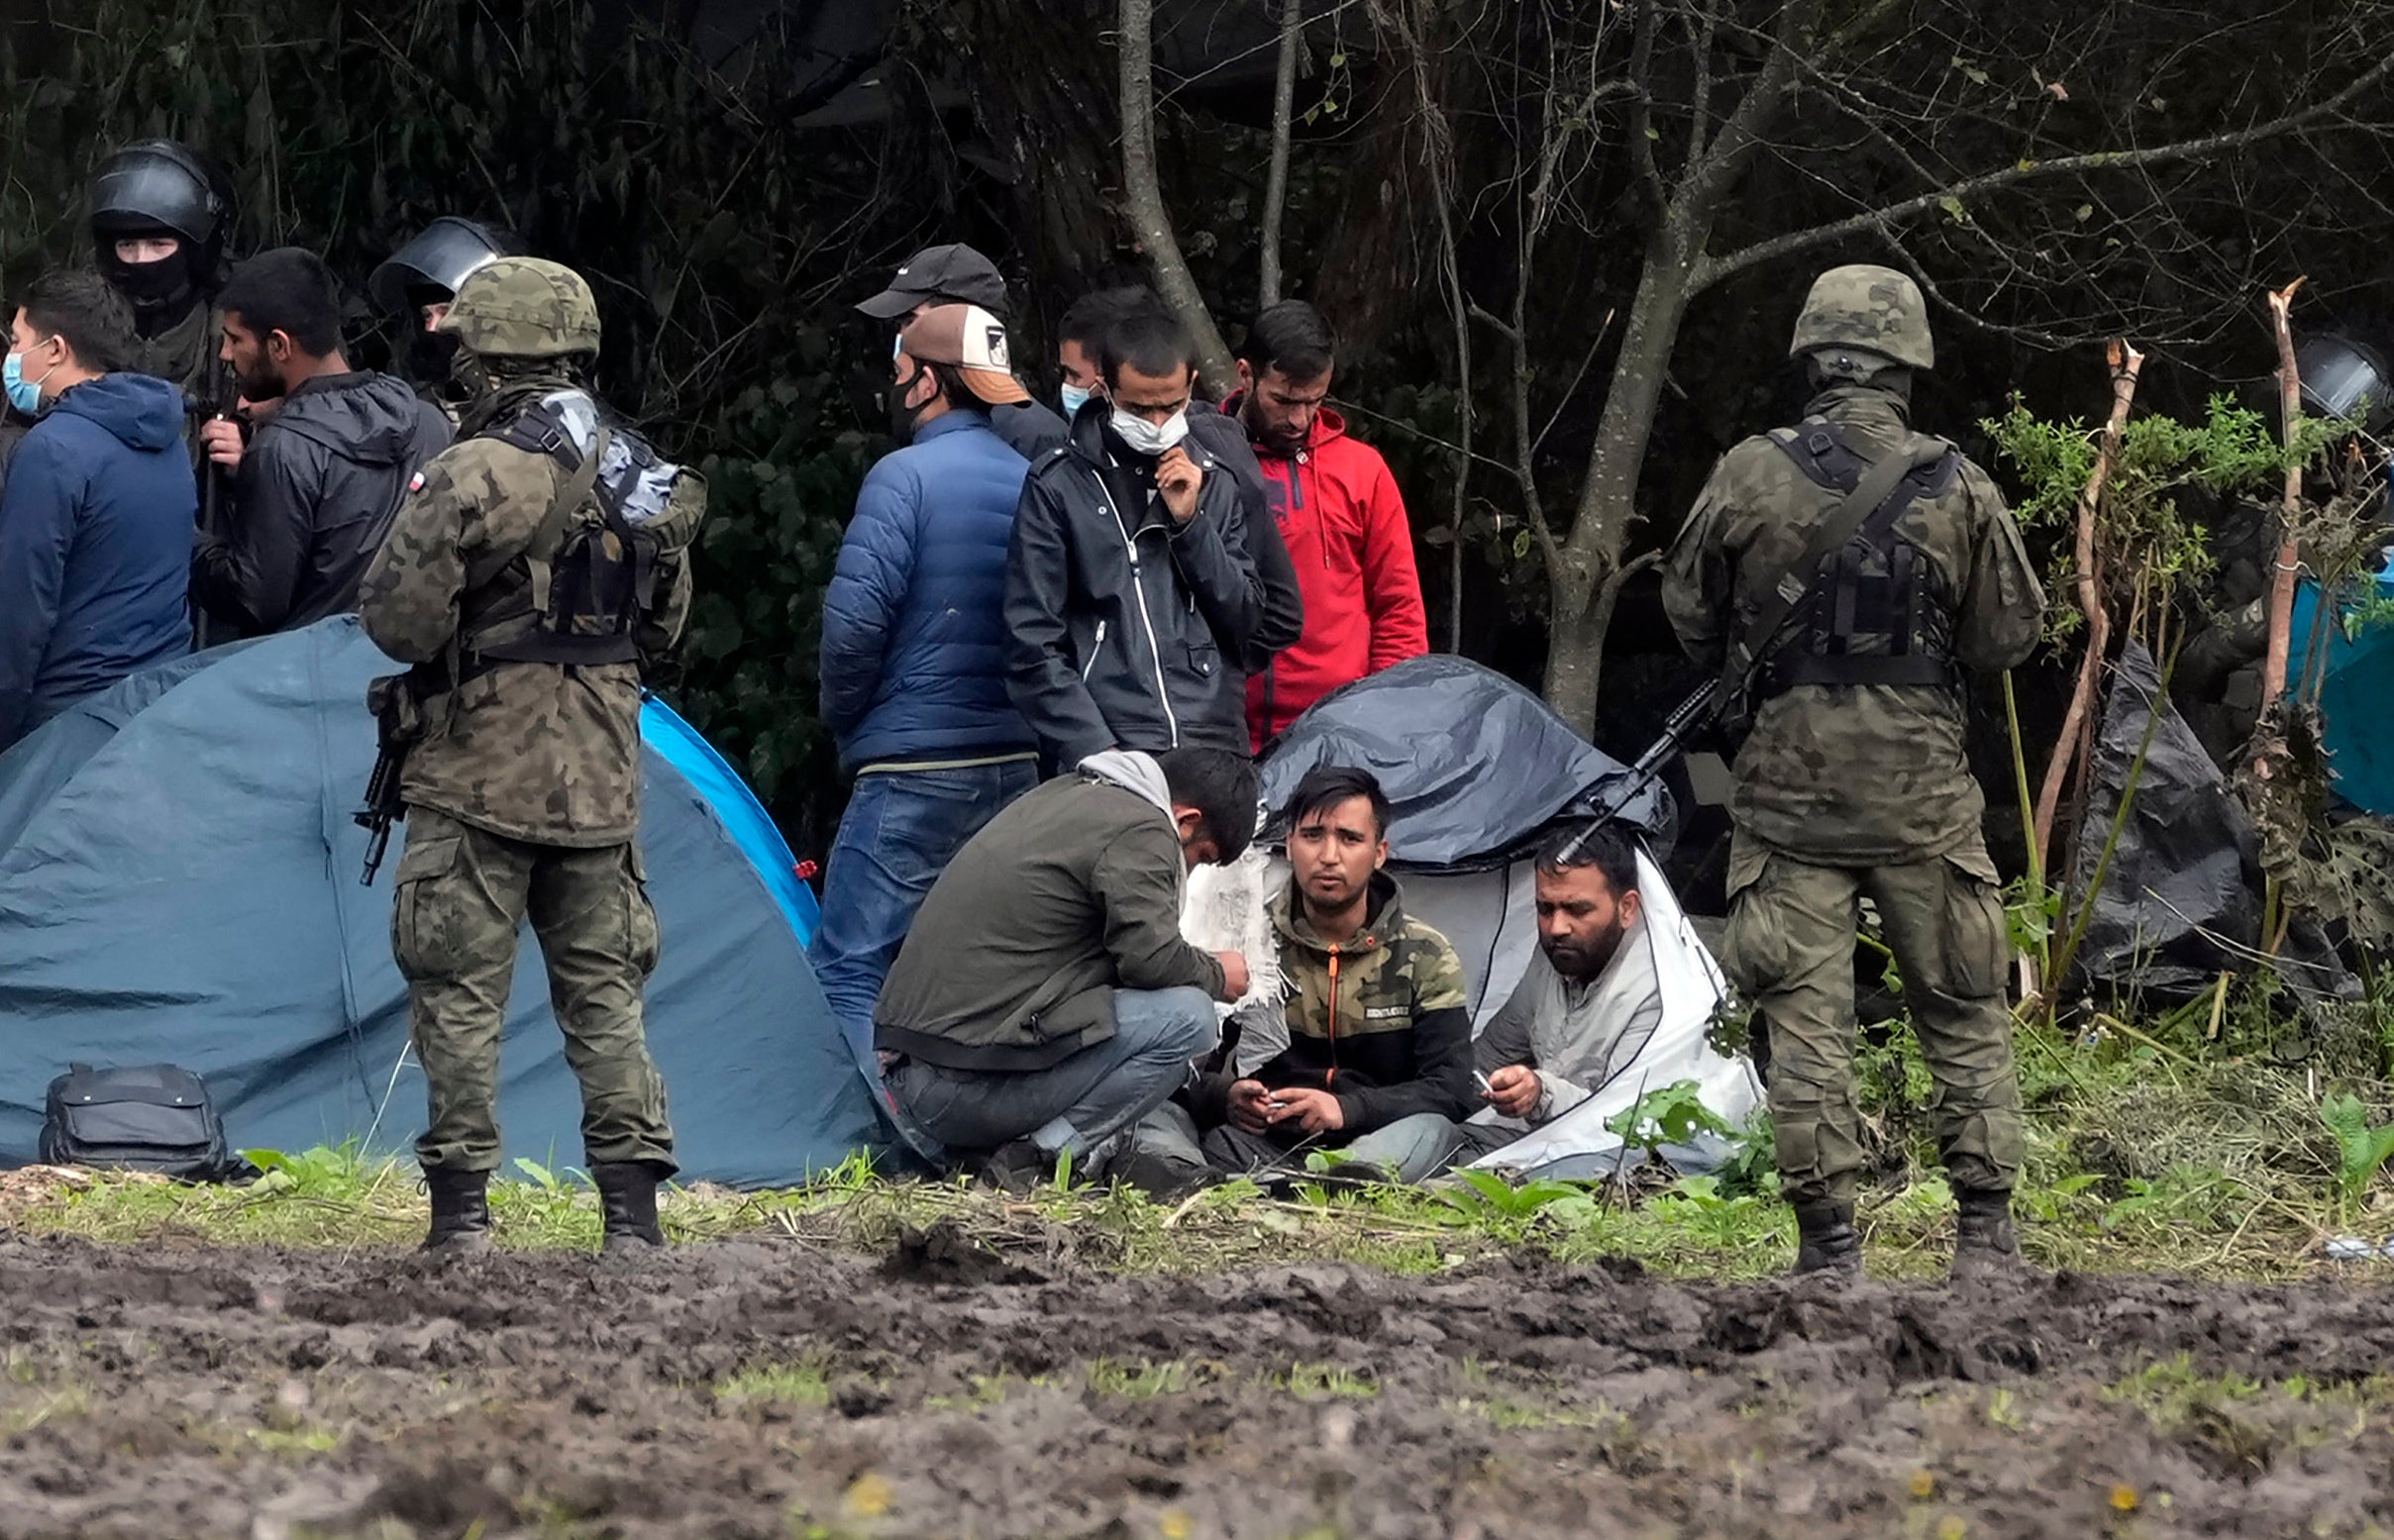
xmin=1543 ymin=227 xmax=1703 ymax=733
xmin=1258 ymin=0 xmax=1302 ymax=310
xmin=1116 ymin=0 xmax=1236 ymax=389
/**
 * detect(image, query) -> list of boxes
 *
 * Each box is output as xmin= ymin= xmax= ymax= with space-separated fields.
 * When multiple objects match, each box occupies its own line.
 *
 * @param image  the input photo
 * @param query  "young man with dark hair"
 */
xmin=1004 ymin=305 xmax=1296 ymax=766
xmin=1180 ymin=765 xmax=1474 ymax=1182
xmin=1229 ymin=299 xmax=1427 ymax=752
xmin=0 ymin=270 xmax=192 ymax=749
xmin=811 ymin=304 xmax=1040 ymax=1034
xmin=873 ymin=746 xmax=1259 ymax=1187
xmin=192 ymin=248 xmax=449 ymax=636
xmin=1456 ymin=822 xmax=1666 ymax=1162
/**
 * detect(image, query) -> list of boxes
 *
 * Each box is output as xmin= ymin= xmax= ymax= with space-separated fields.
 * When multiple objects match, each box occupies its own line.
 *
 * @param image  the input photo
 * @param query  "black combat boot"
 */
xmin=422 ymin=1167 xmax=492 ymax=1254
xmin=1952 ymin=1186 xmax=2026 ymax=1280
xmin=1790 ymin=1197 xmax=1861 ymax=1280
xmin=591 ymin=1161 xmax=668 ymax=1253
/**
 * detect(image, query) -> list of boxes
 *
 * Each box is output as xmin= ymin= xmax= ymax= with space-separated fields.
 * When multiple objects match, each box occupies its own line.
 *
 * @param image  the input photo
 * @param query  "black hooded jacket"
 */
xmin=192 ymin=370 xmax=451 ymax=636
xmin=1004 ymin=404 xmax=1294 ymax=765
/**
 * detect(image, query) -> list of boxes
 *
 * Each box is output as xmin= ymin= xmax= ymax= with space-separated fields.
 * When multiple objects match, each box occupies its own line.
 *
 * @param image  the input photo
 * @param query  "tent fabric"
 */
xmin=2291 ymin=565 xmax=2394 ymax=815
xmin=1254 ymin=655 xmax=1670 ymax=870
xmin=0 ymin=618 xmax=885 ymax=1185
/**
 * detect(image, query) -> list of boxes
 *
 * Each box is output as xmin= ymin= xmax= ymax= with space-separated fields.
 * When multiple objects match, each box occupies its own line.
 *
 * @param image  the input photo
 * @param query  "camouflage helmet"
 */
xmin=1788 ymin=263 xmax=1933 ymax=371
xmin=437 ymin=257 xmax=601 ymax=359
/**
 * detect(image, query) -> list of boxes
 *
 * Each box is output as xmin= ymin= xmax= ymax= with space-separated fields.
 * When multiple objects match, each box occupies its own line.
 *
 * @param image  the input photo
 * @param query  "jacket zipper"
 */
xmin=1082 ymin=620 xmax=1106 ymax=680
xmin=1324 ymin=948 xmax=1340 ymax=1085
xmin=1090 ymin=469 xmax=1180 ymax=747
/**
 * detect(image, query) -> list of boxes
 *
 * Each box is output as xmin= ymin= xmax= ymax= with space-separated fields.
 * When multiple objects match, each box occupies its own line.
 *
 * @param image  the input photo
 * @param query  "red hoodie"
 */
xmin=1227 ymin=399 xmax=1430 ymax=751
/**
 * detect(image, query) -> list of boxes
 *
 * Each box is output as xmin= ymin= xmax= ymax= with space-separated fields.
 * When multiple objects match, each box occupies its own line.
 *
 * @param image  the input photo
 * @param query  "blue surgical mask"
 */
xmin=1061 ymin=382 xmax=1093 ymax=419
xmin=3 ymin=345 xmax=54 ymax=418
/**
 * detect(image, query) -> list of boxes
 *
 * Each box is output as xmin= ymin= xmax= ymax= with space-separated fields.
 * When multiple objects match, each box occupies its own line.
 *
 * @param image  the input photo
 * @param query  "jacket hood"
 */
xmin=272 ymin=371 xmax=433 ymax=466
xmin=49 ymin=372 xmax=185 ymax=452
xmin=1270 ymin=869 xmax=1405 ymax=956
xmin=1220 ymin=393 xmax=1347 ymax=457
xmin=1078 ymin=748 xmax=1176 ymax=822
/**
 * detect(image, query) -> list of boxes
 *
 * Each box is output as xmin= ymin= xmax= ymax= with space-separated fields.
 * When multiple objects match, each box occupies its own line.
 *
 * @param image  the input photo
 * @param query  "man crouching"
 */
xmin=873 ymin=749 xmax=1255 ymax=1186
xmin=1188 ymin=767 xmax=1474 ymax=1182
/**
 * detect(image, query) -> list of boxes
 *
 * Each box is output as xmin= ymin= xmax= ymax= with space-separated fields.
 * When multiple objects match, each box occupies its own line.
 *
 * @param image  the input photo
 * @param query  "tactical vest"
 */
xmin=451 ymin=396 xmax=704 ymax=681
xmin=1759 ymin=418 xmax=1961 ymax=698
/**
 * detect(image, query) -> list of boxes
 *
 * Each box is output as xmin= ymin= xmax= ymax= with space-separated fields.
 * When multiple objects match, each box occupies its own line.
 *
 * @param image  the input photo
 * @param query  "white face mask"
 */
xmin=1060 ymin=382 xmax=1093 ymax=418
xmin=1109 ymin=406 xmax=1190 ymax=458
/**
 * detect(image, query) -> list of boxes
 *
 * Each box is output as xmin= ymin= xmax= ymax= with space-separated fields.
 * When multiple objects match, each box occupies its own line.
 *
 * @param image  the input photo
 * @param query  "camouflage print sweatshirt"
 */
xmin=357 ymin=416 xmax=692 ymax=847
xmin=1660 ymin=384 xmax=2045 ymax=865
xmin=1197 ymin=873 xmax=1474 ymax=1134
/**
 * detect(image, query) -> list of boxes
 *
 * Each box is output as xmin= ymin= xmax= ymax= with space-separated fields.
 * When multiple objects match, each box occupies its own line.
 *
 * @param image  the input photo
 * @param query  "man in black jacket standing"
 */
xmin=1005 ymin=306 xmax=1284 ymax=765
xmin=192 ymin=249 xmax=450 ymax=636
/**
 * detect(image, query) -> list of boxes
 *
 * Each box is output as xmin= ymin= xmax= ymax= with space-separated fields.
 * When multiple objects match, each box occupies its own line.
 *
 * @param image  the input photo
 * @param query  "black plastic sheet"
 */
xmin=1256 ymin=656 xmax=1671 ymax=870
xmin=2067 ymin=640 xmax=2262 ymax=997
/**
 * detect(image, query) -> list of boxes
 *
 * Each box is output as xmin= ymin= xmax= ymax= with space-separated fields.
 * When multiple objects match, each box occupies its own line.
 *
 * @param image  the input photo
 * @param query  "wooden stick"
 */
xmin=2259 ymin=278 xmax=2309 ymax=703
xmin=2033 ymin=339 xmax=2147 ymax=875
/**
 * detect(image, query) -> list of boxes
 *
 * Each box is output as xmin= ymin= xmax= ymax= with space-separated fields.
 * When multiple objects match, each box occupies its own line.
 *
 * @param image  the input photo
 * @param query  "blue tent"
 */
xmin=2291 ymin=561 xmax=2394 ymax=815
xmin=0 ymin=618 xmax=886 ymax=1185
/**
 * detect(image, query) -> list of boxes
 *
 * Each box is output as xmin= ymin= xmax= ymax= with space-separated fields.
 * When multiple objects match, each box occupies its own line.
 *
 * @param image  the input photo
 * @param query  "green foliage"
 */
xmin=1985 ymin=394 xmax=2349 ymax=644
xmin=2320 ymin=1091 xmax=2394 ymax=1214
xmin=717 ymin=1358 xmax=833 ymax=1408
xmin=1603 ymin=1078 xmax=1735 ymax=1156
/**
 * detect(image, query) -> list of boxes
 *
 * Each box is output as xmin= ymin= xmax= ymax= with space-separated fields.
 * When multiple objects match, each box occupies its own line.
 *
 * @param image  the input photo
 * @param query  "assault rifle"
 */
xmin=356 ymin=675 xmax=425 ymax=884
xmin=1557 ymin=678 xmax=1720 ymax=860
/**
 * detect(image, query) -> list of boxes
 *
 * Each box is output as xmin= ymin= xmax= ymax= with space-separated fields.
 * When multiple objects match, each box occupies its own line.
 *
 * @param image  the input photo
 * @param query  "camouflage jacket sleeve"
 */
xmin=1659 ymin=453 xmax=1742 ymax=669
xmin=358 ymin=442 xmax=497 ymax=664
xmin=1951 ymin=459 xmax=2047 ymax=673
xmin=636 ymin=547 xmax=695 ymax=660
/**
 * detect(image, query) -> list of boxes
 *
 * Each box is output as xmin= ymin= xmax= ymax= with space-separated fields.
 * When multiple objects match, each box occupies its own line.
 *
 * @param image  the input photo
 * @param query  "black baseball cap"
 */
xmin=855 ymin=243 xmax=1009 ymax=320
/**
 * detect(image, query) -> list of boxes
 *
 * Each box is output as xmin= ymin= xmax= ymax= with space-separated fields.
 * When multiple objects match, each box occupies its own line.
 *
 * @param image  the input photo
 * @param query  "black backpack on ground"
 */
xmin=39 ymin=1064 xmax=243 ymax=1181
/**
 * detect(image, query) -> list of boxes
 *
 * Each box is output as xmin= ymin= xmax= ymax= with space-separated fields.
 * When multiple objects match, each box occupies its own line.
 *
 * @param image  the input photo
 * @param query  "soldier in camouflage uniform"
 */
xmin=1182 ymin=767 xmax=1476 ymax=1182
xmin=1661 ymin=264 xmax=2046 ymax=1279
xmin=358 ymin=257 xmax=703 ymax=1255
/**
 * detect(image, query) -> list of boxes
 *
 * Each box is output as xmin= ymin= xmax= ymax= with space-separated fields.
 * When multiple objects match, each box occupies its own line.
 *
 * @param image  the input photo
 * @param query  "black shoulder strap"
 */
xmin=1721 ymin=435 xmax=1951 ymax=701
xmin=1767 ymin=418 xmax=1868 ymax=492
xmin=464 ymin=422 xmax=611 ymax=596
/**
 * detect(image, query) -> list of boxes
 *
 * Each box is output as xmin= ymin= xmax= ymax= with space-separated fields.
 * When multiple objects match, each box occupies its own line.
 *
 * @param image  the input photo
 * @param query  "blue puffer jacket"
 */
xmin=819 ymin=411 xmax=1037 ymax=771
xmin=0 ymin=372 xmax=194 ymax=749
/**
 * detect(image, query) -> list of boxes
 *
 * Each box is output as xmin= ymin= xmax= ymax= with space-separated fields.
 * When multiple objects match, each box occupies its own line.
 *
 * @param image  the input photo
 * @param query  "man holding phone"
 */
xmin=1179 ymin=766 xmax=1475 ymax=1182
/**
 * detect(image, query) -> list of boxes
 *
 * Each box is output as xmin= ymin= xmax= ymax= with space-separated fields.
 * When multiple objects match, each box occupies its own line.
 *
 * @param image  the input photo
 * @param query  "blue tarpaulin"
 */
xmin=0 ymin=618 xmax=885 ymax=1184
xmin=2290 ymin=558 xmax=2394 ymax=815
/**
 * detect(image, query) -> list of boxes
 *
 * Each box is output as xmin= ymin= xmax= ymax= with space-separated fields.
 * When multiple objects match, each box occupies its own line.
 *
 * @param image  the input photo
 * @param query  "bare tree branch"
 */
xmin=1625 ymin=0 xmax=1668 ymax=213
xmin=1695 ymin=50 xmax=2394 ymax=288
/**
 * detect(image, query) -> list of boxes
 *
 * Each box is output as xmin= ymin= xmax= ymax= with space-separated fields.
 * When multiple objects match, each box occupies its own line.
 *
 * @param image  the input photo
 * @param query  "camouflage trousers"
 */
xmin=1721 ymin=832 xmax=2021 ymax=1205
xmin=390 ymin=808 xmax=676 ymax=1176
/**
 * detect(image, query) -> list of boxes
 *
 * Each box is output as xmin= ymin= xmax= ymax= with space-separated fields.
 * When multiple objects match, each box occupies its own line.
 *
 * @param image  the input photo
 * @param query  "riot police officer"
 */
xmin=368 ymin=217 xmax=516 ymax=398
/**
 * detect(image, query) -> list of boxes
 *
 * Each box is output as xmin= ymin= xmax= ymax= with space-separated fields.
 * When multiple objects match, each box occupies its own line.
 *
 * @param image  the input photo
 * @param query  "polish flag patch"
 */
xmin=407 ymin=471 xmax=427 ymax=494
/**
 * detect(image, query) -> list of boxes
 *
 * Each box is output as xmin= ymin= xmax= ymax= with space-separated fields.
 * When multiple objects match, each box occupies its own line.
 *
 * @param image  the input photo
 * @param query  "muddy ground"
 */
xmin=3 ymin=1229 xmax=2394 ymax=1540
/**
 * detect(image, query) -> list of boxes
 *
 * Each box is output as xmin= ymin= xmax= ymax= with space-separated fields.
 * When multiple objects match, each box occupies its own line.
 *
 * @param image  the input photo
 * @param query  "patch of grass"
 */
xmin=716 ymin=1358 xmax=833 ymax=1408
xmin=1086 ymin=1358 xmax=1207 ymax=1397
xmin=1275 ymin=1362 xmax=1378 ymax=1400
xmin=0 ymin=1386 xmax=90 ymax=1435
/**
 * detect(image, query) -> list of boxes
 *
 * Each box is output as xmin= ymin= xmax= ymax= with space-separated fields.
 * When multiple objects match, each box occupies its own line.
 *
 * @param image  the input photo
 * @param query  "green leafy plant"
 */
xmin=1604 ymin=1079 xmax=1734 ymax=1160
xmin=2320 ymin=1091 xmax=2394 ymax=1217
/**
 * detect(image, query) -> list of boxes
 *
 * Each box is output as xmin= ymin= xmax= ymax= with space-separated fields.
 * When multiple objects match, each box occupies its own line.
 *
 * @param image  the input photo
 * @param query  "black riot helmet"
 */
xmin=88 ymin=139 xmax=229 ymax=249
xmin=2298 ymin=334 xmax=2394 ymax=436
xmin=88 ymin=139 xmax=234 ymax=321
xmin=368 ymin=217 xmax=515 ymax=318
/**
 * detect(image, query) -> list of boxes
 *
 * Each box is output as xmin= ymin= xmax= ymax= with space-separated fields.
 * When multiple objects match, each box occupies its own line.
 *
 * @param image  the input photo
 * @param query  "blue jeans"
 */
xmin=810 ymin=761 xmax=1036 ymax=1037
xmin=884 ymin=986 xmax=1220 ymax=1162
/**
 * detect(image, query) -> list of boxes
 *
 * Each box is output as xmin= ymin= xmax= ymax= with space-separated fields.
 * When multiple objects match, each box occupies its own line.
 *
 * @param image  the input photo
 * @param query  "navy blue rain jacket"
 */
xmin=0 ymin=372 xmax=194 ymax=749
xmin=818 ymin=410 xmax=1038 ymax=772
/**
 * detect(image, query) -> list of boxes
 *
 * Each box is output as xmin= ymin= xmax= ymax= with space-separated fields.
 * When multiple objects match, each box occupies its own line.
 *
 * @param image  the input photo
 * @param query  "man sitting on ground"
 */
xmin=1185 ymin=766 xmax=1474 ymax=1182
xmin=874 ymin=747 xmax=1256 ymax=1187
xmin=1458 ymin=823 xmax=1665 ymax=1163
